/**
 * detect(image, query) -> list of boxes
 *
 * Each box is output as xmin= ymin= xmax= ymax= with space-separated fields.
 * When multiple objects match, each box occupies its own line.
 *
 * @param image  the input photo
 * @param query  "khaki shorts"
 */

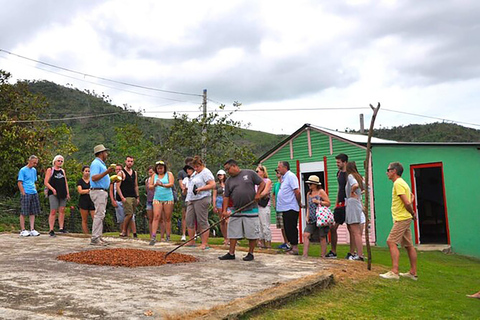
xmin=387 ymin=219 xmax=414 ymax=247
xmin=186 ymin=196 xmax=210 ymax=229
xmin=123 ymin=197 xmax=137 ymax=217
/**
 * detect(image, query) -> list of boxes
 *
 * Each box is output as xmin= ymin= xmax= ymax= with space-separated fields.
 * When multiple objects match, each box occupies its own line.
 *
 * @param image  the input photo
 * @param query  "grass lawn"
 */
xmin=244 ymin=244 xmax=480 ymax=320
xmin=103 ymin=233 xmax=480 ymax=319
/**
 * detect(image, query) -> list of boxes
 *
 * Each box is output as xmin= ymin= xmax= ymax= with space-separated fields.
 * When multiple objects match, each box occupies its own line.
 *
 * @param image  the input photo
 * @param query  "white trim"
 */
xmin=298 ymin=161 xmax=325 ymax=237
xmin=307 ymin=128 xmax=312 ymax=157
xmin=329 ymin=136 xmax=333 ymax=155
xmin=299 ymin=162 xmax=325 ymax=172
xmin=289 ymin=141 xmax=293 ymax=159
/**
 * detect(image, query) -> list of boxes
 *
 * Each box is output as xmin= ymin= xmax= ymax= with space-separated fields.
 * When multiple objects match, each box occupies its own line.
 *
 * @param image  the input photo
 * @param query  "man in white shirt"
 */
xmin=276 ymin=161 xmax=301 ymax=255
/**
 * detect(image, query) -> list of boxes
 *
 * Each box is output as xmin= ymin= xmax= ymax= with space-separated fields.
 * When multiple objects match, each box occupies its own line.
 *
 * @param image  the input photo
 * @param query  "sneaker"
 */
xmin=218 ymin=253 xmax=236 ymax=260
xmin=243 ymin=253 xmax=254 ymax=261
xmin=345 ymin=252 xmax=354 ymax=260
xmin=59 ymin=229 xmax=68 ymax=234
xmin=29 ymin=229 xmax=40 ymax=237
xmin=90 ymin=238 xmax=107 ymax=246
xmin=49 ymin=230 xmax=56 ymax=237
xmin=399 ymin=272 xmax=418 ymax=281
xmin=325 ymin=250 xmax=337 ymax=259
xmin=133 ymin=233 xmax=138 ymax=239
xmin=379 ymin=271 xmax=400 ymax=280
xmin=165 ymin=236 xmax=170 ymax=242
xmin=149 ymin=239 xmax=156 ymax=246
xmin=181 ymin=235 xmax=186 ymax=241
xmin=277 ymin=243 xmax=289 ymax=249
xmin=99 ymin=237 xmax=110 ymax=245
xmin=350 ymin=254 xmax=364 ymax=261
xmin=20 ymin=230 xmax=30 ymax=237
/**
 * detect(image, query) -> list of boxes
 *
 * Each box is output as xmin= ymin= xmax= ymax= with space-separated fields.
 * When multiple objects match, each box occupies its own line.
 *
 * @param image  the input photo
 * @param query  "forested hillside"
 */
xmin=350 ymin=122 xmax=480 ymax=142
xmin=27 ymin=81 xmax=286 ymax=162
xmin=375 ymin=123 xmax=480 ymax=142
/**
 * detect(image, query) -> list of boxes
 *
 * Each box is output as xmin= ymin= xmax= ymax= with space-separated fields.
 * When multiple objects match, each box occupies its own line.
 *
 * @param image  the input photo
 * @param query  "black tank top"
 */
xmin=337 ymin=170 xmax=347 ymax=203
xmin=120 ymin=168 xmax=137 ymax=198
xmin=48 ymin=168 xmax=67 ymax=199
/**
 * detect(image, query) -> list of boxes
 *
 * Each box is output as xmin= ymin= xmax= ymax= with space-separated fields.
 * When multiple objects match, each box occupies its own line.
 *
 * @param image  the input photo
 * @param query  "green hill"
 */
xmin=27 ymin=80 xmax=286 ymax=162
xmin=356 ymin=122 xmax=480 ymax=142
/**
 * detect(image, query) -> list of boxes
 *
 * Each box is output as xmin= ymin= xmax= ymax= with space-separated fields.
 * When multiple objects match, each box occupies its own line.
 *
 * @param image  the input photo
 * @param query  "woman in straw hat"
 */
xmin=302 ymin=175 xmax=331 ymax=258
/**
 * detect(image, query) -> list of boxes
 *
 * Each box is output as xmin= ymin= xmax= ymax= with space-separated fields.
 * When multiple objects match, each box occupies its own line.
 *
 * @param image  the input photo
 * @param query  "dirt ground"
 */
xmin=0 ymin=233 xmax=358 ymax=319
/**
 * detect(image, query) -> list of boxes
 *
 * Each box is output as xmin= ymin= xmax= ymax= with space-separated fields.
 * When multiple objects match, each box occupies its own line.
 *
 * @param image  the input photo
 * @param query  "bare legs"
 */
xmin=163 ymin=203 xmax=174 ymax=240
xmin=80 ymin=209 xmax=94 ymax=234
xmin=303 ymin=232 xmax=327 ymax=258
xmin=181 ymin=207 xmax=187 ymax=238
xmin=20 ymin=215 xmax=35 ymax=230
xmin=152 ymin=202 xmax=173 ymax=241
xmin=330 ymin=223 xmax=339 ymax=254
xmin=49 ymin=206 xmax=65 ymax=232
xmin=347 ymin=223 xmax=364 ymax=257
xmin=146 ymin=208 xmax=153 ymax=237
xmin=387 ymin=241 xmax=417 ymax=275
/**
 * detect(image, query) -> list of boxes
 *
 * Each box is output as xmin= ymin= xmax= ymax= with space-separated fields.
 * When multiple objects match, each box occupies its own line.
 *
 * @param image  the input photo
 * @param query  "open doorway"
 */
xmin=411 ymin=163 xmax=450 ymax=244
xmin=299 ymin=160 xmax=327 ymax=243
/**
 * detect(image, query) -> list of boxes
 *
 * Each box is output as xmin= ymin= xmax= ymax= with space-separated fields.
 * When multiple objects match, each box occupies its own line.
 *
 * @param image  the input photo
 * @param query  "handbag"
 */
xmin=258 ymin=196 xmax=270 ymax=207
xmin=316 ymin=205 xmax=334 ymax=227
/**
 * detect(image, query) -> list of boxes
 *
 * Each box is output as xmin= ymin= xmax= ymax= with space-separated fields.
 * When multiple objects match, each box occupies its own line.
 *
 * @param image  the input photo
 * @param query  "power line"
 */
xmin=381 ymin=109 xmax=480 ymax=128
xmin=0 ymin=48 xmax=202 ymax=98
xmin=0 ymin=112 xmax=122 ymax=123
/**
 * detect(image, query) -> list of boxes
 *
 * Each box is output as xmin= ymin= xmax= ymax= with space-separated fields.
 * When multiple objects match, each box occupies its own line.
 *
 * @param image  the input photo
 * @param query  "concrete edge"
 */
xmin=170 ymin=271 xmax=334 ymax=320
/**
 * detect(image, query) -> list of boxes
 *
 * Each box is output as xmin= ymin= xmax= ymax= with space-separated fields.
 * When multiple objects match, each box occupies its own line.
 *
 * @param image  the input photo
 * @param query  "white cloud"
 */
xmin=1 ymin=0 xmax=479 ymax=136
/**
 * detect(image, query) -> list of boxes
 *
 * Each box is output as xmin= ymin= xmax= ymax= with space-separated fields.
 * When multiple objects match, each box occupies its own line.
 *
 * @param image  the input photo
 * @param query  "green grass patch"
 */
xmin=242 ymin=244 xmax=480 ymax=320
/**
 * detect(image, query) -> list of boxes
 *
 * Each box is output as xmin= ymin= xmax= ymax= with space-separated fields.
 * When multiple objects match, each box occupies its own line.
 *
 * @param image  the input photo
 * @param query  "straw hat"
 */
xmin=306 ymin=175 xmax=322 ymax=185
xmin=93 ymin=144 xmax=108 ymax=154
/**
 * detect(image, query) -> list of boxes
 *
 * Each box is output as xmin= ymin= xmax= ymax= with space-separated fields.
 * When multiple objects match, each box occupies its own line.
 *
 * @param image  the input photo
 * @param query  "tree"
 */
xmin=159 ymin=103 xmax=257 ymax=172
xmin=0 ymin=70 xmax=77 ymax=195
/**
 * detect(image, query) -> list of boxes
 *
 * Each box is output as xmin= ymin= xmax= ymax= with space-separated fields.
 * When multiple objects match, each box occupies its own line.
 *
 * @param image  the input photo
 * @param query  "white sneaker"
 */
xmin=181 ymin=235 xmax=186 ymax=241
xmin=29 ymin=230 xmax=40 ymax=236
xmin=20 ymin=230 xmax=30 ymax=237
xmin=399 ymin=272 xmax=418 ymax=281
xmin=379 ymin=271 xmax=400 ymax=280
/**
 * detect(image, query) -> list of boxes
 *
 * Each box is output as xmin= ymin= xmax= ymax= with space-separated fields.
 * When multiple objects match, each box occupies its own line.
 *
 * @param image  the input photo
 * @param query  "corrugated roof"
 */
xmin=256 ymin=123 xmax=480 ymax=163
xmin=309 ymin=124 xmax=397 ymax=144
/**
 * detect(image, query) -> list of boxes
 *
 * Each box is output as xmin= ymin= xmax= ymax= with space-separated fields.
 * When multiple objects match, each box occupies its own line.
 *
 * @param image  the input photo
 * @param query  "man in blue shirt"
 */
xmin=90 ymin=144 xmax=115 ymax=245
xmin=276 ymin=161 xmax=301 ymax=255
xmin=17 ymin=155 xmax=41 ymax=237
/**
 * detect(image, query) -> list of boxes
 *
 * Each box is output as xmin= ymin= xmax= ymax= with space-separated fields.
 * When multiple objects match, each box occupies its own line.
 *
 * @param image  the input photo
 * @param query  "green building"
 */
xmin=258 ymin=124 xmax=480 ymax=259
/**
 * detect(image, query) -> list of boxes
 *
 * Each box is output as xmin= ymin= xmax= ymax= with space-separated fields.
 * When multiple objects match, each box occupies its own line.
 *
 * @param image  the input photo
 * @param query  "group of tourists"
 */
xmin=17 ymin=146 xmax=418 ymax=275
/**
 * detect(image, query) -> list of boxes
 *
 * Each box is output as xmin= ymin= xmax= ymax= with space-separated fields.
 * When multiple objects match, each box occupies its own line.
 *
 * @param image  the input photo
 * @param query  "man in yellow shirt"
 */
xmin=380 ymin=162 xmax=418 ymax=281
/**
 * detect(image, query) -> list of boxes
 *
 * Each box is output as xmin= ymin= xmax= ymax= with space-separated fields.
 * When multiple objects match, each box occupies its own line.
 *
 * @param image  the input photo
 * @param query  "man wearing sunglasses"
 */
xmin=380 ymin=162 xmax=418 ymax=281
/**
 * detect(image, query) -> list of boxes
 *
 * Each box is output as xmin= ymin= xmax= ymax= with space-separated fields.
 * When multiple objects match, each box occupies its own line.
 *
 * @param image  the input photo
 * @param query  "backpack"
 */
xmin=44 ymin=167 xmax=54 ymax=198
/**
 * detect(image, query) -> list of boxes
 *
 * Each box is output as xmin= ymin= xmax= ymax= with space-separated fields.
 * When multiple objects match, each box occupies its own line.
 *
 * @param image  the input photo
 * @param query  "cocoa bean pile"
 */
xmin=57 ymin=248 xmax=198 ymax=267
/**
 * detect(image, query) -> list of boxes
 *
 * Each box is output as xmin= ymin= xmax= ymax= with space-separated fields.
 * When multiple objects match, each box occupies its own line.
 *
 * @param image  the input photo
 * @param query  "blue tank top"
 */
xmin=153 ymin=173 xmax=174 ymax=201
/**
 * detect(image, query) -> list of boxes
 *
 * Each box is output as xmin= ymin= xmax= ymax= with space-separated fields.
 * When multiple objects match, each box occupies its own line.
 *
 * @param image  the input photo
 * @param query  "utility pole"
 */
xmin=202 ymin=89 xmax=207 ymax=161
xmin=360 ymin=113 xmax=365 ymax=134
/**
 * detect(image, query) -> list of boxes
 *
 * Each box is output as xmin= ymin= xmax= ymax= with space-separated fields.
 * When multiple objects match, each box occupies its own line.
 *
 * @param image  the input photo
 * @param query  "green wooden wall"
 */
xmin=260 ymin=128 xmax=366 ymax=224
xmin=371 ymin=145 xmax=480 ymax=258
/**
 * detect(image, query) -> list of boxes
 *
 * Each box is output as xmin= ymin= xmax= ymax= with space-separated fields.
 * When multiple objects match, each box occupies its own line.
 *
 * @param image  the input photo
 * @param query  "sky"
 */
xmin=1 ymin=0 xmax=479 ymax=135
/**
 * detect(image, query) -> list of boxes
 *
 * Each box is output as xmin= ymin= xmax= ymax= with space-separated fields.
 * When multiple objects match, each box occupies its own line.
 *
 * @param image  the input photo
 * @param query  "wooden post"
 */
xmin=364 ymin=102 xmax=380 ymax=270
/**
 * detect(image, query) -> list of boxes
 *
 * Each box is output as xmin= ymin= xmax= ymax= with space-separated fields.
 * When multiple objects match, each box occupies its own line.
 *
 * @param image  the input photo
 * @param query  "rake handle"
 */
xmin=165 ymin=200 xmax=256 ymax=257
